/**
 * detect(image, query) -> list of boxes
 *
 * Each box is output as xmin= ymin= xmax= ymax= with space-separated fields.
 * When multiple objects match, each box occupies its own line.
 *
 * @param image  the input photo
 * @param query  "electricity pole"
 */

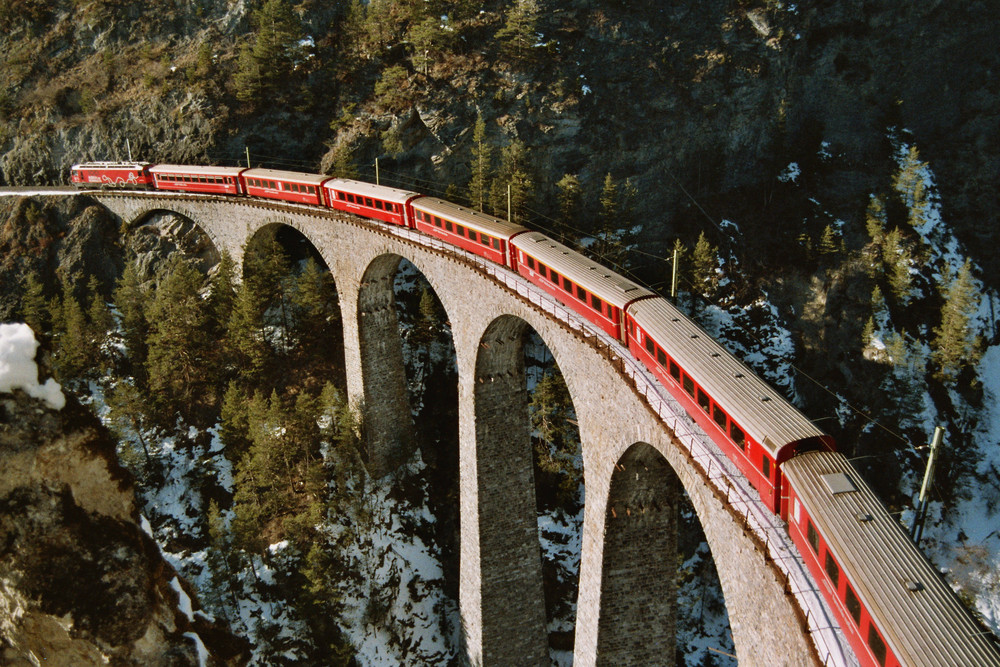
xmin=910 ymin=426 xmax=943 ymax=546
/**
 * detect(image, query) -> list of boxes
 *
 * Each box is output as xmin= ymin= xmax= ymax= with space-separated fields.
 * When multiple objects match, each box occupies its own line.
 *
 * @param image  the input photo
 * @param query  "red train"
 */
xmin=70 ymin=161 xmax=1000 ymax=666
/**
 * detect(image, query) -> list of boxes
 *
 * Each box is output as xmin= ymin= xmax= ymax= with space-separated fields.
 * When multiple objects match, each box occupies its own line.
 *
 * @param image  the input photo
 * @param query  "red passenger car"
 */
xmin=511 ymin=231 xmax=654 ymax=342
xmin=70 ymin=162 xmax=154 ymax=189
xmin=626 ymin=297 xmax=833 ymax=513
xmin=411 ymin=198 xmax=527 ymax=268
xmin=149 ymin=165 xmax=247 ymax=196
xmin=324 ymin=179 xmax=421 ymax=227
xmin=783 ymin=451 xmax=1000 ymax=667
xmin=242 ymin=168 xmax=330 ymax=206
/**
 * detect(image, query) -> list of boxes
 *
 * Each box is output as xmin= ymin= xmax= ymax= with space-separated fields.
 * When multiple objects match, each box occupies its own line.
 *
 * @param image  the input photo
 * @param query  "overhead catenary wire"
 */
xmin=200 ymin=154 xmax=916 ymax=449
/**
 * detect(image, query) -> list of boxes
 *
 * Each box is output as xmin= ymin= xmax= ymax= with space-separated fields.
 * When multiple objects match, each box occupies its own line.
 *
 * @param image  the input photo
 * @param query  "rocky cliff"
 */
xmin=1 ymin=0 xmax=997 ymax=283
xmin=0 ymin=337 xmax=247 ymax=665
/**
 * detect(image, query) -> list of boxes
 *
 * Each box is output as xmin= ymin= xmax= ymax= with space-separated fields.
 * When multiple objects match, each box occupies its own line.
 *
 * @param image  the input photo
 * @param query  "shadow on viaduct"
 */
xmin=96 ymin=193 xmax=825 ymax=667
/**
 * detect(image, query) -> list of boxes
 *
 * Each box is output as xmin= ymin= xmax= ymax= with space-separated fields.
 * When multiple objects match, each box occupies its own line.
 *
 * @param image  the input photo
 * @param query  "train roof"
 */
xmin=627 ymin=297 xmax=827 ymax=455
xmin=324 ymin=178 xmax=421 ymax=205
xmin=243 ymin=168 xmax=331 ymax=185
xmin=149 ymin=164 xmax=247 ymax=176
xmin=512 ymin=232 xmax=656 ymax=309
xmin=411 ymin=197 xmax=528 ymax=240
xmin=783 ymin=451 xmax=1000 ymax=666
xmin=71 ymin=162 xmax=151 ymax=170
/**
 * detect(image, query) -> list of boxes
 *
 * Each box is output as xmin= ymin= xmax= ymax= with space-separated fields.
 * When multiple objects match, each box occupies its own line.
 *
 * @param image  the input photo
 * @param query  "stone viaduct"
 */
xmin=95 ymin=192 xmax=851 ymax=667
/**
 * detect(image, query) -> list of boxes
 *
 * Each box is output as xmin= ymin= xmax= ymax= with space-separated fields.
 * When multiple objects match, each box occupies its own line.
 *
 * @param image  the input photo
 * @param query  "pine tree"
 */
xmin=862 ymin=316 xmax=876 ymax=347
xmin=668 ymin=238 xmax=688 ymax=299
xmin=205 ymin=500 xmax=242 ymax=620
xmin=292 ymin=258 xmax=338 ymax=357
xmin=226 ymin=281 xmax=271 ymax=385
xmin=144 ymin=257 xmax=212 ymax=423
xmin=113 ymin=261 xmax=151 ymax=384
xmin=818 ymin=225 xmax=840 ymax=257
xmin=865 ymin=195 xmax=886 ymax=244
xmin=489 ymin=140 xmax=532 ymax=221
xmin=20 ymin=271 xmax=48 ymax=335
xmin=234 ymin=0 xmax=304 ymax=104
xmin=468 ymin=114 xmax=492 ymax=213
xmin=328 ymin=142 xmax=359 ymax=180
xmin=593 ymin=173 xmax=627 ymax=268
xmin=52 ymin=276 xmax=90 ymax=381
xmin=529 ymin=371 xmax=580 ymax=507
xmin=411 ymin=287 xmax=443 ymax=346
xmin=691 ymin=232 xmax=718 ymax=297
xmin=207 ymin=251 xmax=237 ymax=337
xmin=105 ymin=380 xmax=153 ymax=464
xmin=932 ymin=259 xmax=982 ymax=383
xmin=555 ymin=173 xmax=581 ymax=242
xmin=893 ymin=145 xmax=929 ymax=228
xmin=496 ymin=0 xmax=540 ymax=62
xmin=220 ymin=381 xmax=253 ymax=463
xmin=408 ymin=15 xmax=452 ymax=74
xmin=882 ymin=227 xmax=913 ymax=305
xmin=373 ymin=65 xmax=412 ymax=114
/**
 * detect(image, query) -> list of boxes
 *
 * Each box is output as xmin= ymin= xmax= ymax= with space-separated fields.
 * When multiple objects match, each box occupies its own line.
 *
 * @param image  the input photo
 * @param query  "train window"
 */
xmin=607 ymin=304 xmax=614 ymax=318
xmin=338 ymin=192 xmax=346 ymax=201
xmin=868 ymin=624 xmax=887 ymax=666
xmin=762 ymin=456 xmax=771 ymax=479
xmin=824 ymin=551 xmax=839 ymax=589
xmin=269 ymin=181 xmax=277 ymax=189
xmin=563 ymin=277 xmax=573 ymax=292
xmin=492 ymin=238 xmax=500 ymax=250
xmin=375 ymin=200 xmax=384 ymax=210
xmin=656 ymin=348 xmax=667 ymax=367
xmin=682 ymin=374 xmax=695 ymax=397
xmin=576 ymin=285 xmax=586 ymax=300
xmin=539 ymin=265 xmax=548 ymax=278
xmin=645 ymin=337 xmax=655 ymax=354
xmin=456 ymin=224 xmax=466 ymax=236
xmin=669 ymin=360 xmax=680 ymax=381
xmin=481 ymin=234 xmax=491 ymax=246
xmin=308 ymin=186 xmax=316 ymax=194
xmin=807 ymin=521 xmax=819 ymax=554
xmin=729 ymin=423 xmax=745 ymax=450
xmin=434 ymin=216 xmax=443 ymax=227
xmin=697 ymin=389 xmax=711 ymax=413
xmin=592 ymin=295 xmax=603 ymax=312
xmin=527 ymin=256 xmax=535 ymax=270
xmin=713 ymin=403 xmax=727 ymax=428
xmin=845 ymin=586 xmax=861 ymax=626
xmin=445 ymin=221 xmax=453 ymax=232
xmin=365 ymin=197 xmax=374 ymax=207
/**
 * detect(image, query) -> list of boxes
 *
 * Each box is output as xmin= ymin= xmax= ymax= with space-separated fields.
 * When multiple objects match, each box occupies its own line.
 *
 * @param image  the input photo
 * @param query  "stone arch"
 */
xmin=596 ymin=441 xmax=678 ymax=666
xmin=470 ymin=312 xmax=594 ymax=666
xmin=125 ymin=207 xmax=225 ymax=278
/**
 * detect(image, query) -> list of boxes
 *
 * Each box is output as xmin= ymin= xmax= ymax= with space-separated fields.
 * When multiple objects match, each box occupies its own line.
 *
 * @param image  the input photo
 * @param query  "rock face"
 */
xmin=0 ymin=358 xmax=247 ymax=666
xmin=0 ymin=195 xmax=122 ymax=319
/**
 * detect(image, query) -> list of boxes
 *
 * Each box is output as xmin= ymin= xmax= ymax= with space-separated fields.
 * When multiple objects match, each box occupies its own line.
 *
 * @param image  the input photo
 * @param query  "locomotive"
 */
xmin=71 ymin=161 xmax=1000 ymax=667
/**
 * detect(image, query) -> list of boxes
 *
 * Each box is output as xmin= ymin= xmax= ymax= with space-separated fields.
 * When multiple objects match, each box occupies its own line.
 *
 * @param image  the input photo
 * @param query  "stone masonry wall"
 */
xmin=95 ymin=193 xmax=823 ymax=666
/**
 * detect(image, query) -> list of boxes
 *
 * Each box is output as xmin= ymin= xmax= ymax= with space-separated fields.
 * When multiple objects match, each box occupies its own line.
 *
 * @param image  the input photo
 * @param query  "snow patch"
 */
xmin=0 ymin=323 xmax=65 ymax=409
